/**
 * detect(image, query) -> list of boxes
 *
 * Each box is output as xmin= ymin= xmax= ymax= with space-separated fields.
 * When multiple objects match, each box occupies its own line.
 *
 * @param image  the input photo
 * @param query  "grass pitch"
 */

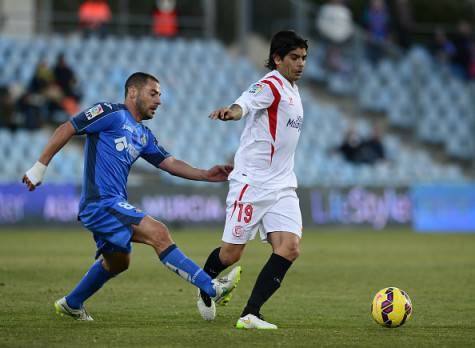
xmin=0 ymin=228 xmax=474 ymax=347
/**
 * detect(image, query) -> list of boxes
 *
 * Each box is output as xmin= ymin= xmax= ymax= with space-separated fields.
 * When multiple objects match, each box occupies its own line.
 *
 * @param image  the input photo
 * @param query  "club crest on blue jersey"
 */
xmin=85 ymin=104 xmax=104 ymax=120
xmin=248 ymin=83 xmax=264 ymax=95
xmin=141 ymin=134 xmax=147 ymax=145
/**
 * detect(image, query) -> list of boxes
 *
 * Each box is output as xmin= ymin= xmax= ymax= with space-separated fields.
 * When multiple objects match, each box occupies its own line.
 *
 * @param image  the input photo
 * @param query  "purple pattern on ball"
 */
xmin=382 ymin=305 xmax=393 ymax=314
xmin=387 ymin=292 xmax=394 ymax=301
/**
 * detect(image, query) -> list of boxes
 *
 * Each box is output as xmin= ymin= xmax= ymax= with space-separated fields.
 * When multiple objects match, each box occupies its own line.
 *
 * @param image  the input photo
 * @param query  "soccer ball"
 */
xmin=371 ymin=287 xmax=413 ymax=328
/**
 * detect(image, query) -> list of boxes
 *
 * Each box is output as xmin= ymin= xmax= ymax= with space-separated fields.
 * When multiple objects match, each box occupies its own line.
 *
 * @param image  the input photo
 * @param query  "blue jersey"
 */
xmin=70 ymin=102 xmax=170 ymax=210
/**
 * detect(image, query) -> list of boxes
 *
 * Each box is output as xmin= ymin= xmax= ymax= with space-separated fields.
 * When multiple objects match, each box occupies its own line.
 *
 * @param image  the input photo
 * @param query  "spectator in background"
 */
xmin=79 ymin=0 xmax=112 ymax=37
xmin=0 ymin=86 xmax=16 ymax=131
xmin=358 ymin=123 xmax=386 ymax=164
xmin=363 ymin=0 xmax=390 ymax=64
xmin=17 ymin=60 xmax=63 ymax=128
xmin=433 ymin=28 xmax=456 ymax=65
xmin=334 ymin=123 xmax=386 ymax=165
xmin=152 ymin=0 xmax=178 ymax=38
xmin=388 ymin=0 xmax=413 ymax=50
xmin=468 ymin=40 xmax=475 ymax=80
xmin=334 ymin=126 xmax=363 ymax=163
xmin=53 ymin=54 xmax=81 ymax=116
xmin=451 ymin=20 xmax=473 ymax=80
xmin=316 ymin=0 xmax=353 ymax=73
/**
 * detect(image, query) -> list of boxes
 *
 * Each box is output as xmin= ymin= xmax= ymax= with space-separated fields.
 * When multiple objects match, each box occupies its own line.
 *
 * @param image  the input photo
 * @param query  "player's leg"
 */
xmin=55 ymin=251 xmax=128 ymax=321
xmin=236 ymin=232 xmax=298 ymax=329
xmin=198 ymin=243 xmax=245 ymax=307
xmin=63 ymin=252 xmax=128 ymax=309
xmin=237 ymin=189 xmax=302 ymax=329
xmin=132 ymin=215 xmax=241 ymax=302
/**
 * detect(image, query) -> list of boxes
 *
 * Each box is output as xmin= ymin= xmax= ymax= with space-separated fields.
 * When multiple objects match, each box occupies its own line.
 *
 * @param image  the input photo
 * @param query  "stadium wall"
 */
xmin=2 ymin=183 xmax=474 ymax=232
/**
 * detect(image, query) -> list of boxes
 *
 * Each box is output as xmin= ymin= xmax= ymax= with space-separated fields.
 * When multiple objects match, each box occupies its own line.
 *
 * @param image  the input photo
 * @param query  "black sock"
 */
xmin=200 ymin=247 xmax=228 ymax=305
xmin=241 ymin=253 xmax=292 ymax=317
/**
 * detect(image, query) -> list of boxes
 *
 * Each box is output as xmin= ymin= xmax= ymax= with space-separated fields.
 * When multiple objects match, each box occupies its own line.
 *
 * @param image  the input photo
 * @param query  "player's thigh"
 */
xmin=131 ymin=215 xmax=174 ymax=252
xmin=262 ymin=189 xmax=302 ymax=238
xmin=262 ymin=189 xmax=302 ymax=260
xmin=221 ymin=182 xmax=268 ymax=245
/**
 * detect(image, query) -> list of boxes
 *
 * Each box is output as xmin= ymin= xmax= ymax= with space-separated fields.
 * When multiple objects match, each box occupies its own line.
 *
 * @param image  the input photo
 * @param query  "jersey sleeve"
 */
xmin=233 ymin=81 xmax=275 ymax=117
xmin=70 ymin=103 xmax=121 ymax=135
xmin=140 ymin=129 xmax=171 ymax=168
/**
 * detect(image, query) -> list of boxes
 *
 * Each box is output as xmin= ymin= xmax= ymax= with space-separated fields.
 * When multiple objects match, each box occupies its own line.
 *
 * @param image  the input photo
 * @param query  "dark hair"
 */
xmin=124 ymin=72 xmax=159 ymax=97
xmin=266 ymin=30 xmax=308 ymax=70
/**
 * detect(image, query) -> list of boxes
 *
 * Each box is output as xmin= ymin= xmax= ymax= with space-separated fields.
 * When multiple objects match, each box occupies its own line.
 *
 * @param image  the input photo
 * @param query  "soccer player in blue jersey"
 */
xmin=22 ymin=72 xmax=241 ymax=321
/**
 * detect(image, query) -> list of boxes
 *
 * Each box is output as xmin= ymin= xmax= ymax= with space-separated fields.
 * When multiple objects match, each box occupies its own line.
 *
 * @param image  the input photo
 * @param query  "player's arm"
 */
xmin=22 ymin=121 xmax=76 ymax=191
xmin=209 ymin=104 xmax=243 ymax=121
xmin=159 ymin=156 xmax=233 ymax=182
xmin=209 ymin=82 xmax=274 ymax=122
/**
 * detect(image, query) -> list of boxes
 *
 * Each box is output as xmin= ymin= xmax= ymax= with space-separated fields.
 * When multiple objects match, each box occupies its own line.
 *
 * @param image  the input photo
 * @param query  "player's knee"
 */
xmin=102 ymin=257 xmax=129 ymax=274
xmin=287 ymin=244 xmax=300 ymax=261
xmin=219 ymin=246 xmax=243 ymax=265
xmin=151 ymin=222 xmax=174 ymax=251
xmin=220 ymin=251 xmax=241 ymax=266
xmin=276 ymin=242 xmax=300 ymax=261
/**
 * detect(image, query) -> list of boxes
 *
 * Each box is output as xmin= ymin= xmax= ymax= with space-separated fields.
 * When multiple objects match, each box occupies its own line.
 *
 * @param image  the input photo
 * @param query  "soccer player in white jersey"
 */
xmin=196 ymin=30 xmax=308 ymax=329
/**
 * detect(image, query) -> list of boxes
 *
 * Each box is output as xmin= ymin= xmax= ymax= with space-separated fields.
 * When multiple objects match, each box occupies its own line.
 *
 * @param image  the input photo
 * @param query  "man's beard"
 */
xmin=136 ymin=99 xmax=151 ymax=120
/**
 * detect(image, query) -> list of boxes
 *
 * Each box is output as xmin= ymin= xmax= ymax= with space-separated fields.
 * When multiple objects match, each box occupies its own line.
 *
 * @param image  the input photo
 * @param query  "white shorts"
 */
xmin=222 ymin=180 xmax=303 ymax=244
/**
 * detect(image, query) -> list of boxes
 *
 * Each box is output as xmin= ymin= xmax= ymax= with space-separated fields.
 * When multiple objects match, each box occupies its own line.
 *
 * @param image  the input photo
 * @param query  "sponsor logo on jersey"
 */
xmin=248 ymin=83 xmax=264 ymax=95
xmin=103 ymin=102 xmax=113 ymax=110
xmin=286 ymin=116 xmax=303 ymax=132
xmin=122 ymin=124 xmax=134 ymax=133
xmin=115 ymin=136 xmax=140 ymax=160
xmin=85 ymin=104 xmax=104 ymax=120
xmin=114 ymin=136 xmax=128 ymax=151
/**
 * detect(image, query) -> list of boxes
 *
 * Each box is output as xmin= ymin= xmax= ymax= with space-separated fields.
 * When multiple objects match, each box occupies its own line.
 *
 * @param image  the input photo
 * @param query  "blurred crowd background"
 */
xmin=0 ymin=0 xmax=474 ymax=231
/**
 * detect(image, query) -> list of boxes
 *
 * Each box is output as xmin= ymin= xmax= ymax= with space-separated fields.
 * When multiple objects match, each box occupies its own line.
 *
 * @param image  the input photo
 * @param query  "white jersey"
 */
xmin=229 ymin=70 xmax=303 ymax=189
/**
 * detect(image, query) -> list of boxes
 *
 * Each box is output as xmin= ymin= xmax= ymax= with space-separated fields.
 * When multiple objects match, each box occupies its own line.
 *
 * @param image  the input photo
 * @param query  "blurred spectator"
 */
xmin=469 ymin=40 xmax=475 ymax=80
xmin=53 ymin=54 xmax=81 ymax=115
xmin=334 ymin=126 xmax=363 ymax=163
xmin=333 ymin=124 xmax=386 ymax=165
xmin=17 ymin=60 xmax=63 ymax=129
xmin=316 ymin=0 xmax=354 ymax=73
xmin=388 ymin=0 xmax=414 ymax=49
xmin=433 ymin=28 xmax=456 ymax=64
xmin=363 ymin=0 xmax=390 ymax=64
xmin=152 ymin=0 xmax=178 ymax=37
xmin=0 ymin=86 xmax=16 ymax=131
xmin=451 ymin=21 xmax=473 ymax=80
xmin=79 ymin=0 xmax=112 ymax=37
xmin=358 ymin=123 xmax=386 ymax=164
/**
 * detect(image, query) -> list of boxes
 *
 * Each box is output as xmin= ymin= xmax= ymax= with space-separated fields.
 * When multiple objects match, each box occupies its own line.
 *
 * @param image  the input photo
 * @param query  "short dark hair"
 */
xmin=266 ymin=30 xmax=308 ymax=70
xmin=124 ymin=72 xmax=159 ymax=97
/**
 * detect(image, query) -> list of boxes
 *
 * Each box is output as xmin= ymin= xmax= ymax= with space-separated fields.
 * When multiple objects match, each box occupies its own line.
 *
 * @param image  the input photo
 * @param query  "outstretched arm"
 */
xmin=209 ymin=104 xmax=243 ymax=121
xmin=159 ymin=156 xmax=233 ymax=182
xmin=22 ymin=121 xmax=76 ymax=191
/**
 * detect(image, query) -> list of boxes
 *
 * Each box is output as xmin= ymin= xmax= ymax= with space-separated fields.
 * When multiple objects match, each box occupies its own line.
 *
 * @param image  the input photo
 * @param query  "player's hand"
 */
xmin=22 ymin=174 xmax=41 ymax=191
xmin=205 ymin=164 xmax=234 ymax=182
xmin=209 ymin=108 xmax=234 ymax=121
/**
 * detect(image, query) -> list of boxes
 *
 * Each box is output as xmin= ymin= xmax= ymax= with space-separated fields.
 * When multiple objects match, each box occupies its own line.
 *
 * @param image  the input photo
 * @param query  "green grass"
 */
xmin=0 ymin=228 xmax=474 ymax=347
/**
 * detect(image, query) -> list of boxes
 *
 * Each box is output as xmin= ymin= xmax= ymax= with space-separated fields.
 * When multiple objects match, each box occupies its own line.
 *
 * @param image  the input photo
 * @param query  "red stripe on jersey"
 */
xmin=261 ymin=79 xmax=281 ymax=163
xmin=239 ymin=184 xmax=249 ymax=200
xmin=230 ymin=184 xmax=249 ymax=219
xmin=268 ymin=75 xmax=284 ymax=88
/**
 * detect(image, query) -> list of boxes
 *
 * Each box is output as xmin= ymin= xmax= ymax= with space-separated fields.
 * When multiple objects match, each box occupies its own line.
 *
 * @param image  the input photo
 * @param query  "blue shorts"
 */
xmin=78 ymin=198 xmax=146 ymax=259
